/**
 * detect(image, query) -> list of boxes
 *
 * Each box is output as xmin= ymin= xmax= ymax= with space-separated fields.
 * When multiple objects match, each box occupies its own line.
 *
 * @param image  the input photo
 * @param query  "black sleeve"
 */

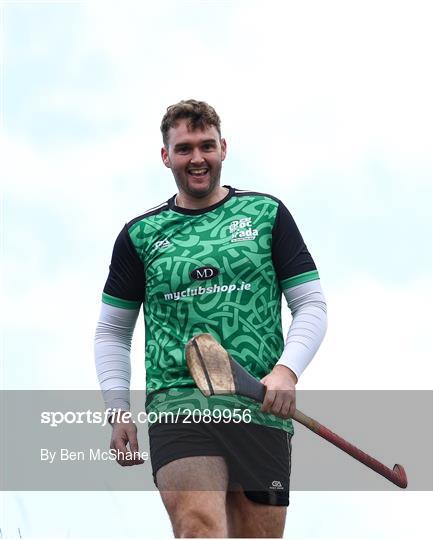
xmin=271 ymin=200 xmax=317 ymax=282
xmin=103 ymin=225 xmax=145 ymax=303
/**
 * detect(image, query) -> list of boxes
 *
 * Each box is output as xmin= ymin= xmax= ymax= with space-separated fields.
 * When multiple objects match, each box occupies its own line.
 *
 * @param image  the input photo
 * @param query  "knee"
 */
xmin=174 ymin=507 xmax=226 ymax=538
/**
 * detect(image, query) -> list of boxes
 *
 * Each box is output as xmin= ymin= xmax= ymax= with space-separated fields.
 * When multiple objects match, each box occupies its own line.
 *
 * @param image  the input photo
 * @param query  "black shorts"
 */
xmin=149 ymin=418 xmax=293 ymax=506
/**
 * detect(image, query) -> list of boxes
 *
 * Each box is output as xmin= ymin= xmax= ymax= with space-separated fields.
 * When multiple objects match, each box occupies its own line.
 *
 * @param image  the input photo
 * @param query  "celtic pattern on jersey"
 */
xmin=146 ymin=388 xmax=294 ymax=434
xmin=129 ymin=194 xmax=291 ymax=431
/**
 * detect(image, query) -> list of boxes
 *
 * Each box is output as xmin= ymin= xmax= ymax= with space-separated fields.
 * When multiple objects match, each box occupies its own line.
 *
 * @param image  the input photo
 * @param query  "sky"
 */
xmin=1 ymin=0 xmax=432 ymax=538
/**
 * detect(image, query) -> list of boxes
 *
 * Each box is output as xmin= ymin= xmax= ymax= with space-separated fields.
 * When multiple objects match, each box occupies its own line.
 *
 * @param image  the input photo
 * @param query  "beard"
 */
xmin=173 ymin=161 xmax=222 ymax=199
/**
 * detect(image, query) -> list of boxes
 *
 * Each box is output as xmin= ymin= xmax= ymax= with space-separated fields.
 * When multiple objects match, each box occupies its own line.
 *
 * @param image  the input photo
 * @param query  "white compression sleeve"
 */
xmin=94 ymin=302 xmax=140 ymax=411
xmin=276 ymin=280 xmax=327 ymax=379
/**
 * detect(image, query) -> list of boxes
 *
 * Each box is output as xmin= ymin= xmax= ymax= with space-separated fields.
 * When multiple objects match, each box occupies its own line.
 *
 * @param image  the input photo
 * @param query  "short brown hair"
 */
xmin=160 ymin=99 xmax=221 ymax=147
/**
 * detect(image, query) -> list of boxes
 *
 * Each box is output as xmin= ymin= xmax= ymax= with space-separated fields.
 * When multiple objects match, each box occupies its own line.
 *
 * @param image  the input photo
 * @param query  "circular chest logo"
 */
xmin=190 ymin=266 xmax=220 ymax=281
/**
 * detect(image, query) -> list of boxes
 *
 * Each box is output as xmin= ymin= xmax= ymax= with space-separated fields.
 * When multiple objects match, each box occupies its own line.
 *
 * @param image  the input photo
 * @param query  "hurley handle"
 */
xmin=292 ymin=409 xmax=408 ymax=489
xmin=228 ymin=355 xmax=266 ymax=402
xmin=228 ymin=355 xmax=407 ymax=488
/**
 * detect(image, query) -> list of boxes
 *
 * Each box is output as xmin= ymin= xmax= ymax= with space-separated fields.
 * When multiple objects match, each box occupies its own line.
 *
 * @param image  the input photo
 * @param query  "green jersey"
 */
xmin=102 ymin=186 xmax=318 ymax=433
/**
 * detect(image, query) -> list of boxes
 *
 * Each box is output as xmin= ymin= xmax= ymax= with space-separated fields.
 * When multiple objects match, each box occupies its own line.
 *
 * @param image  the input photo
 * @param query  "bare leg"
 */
xmin=157 ymin=456 xmax=229 ymax=538
xmin=226 ymin=488 xmax=287 ymax=538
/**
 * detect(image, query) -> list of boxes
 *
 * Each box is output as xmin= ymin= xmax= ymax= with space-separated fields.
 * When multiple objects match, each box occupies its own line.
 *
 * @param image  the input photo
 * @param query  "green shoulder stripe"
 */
xmin=280 ymin=270 xmax=320 ymax=290
xmin=102 ymin=292 xmax=141 ymax=310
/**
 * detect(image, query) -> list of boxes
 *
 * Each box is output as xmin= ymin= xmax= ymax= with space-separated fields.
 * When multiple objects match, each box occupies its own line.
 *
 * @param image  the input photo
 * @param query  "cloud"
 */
xmin=1 ymin=5 xmax=432 ymax=540
xmin=2 ymin=1 xmax=431 ymax=390
xmin=282 ymin=275 xmax=432 ymax=390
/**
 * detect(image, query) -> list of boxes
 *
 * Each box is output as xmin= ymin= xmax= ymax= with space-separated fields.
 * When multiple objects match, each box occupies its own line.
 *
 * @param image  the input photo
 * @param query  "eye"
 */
xmin=202 ymin=143 xmax=216 ymax=151
xmin=175 ymin=145 xmax=190 ymax=154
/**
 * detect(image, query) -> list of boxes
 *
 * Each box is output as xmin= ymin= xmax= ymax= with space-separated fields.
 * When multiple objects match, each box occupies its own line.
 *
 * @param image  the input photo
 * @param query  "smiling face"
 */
xmin=161 ymin=119 xmax=227 ymax=199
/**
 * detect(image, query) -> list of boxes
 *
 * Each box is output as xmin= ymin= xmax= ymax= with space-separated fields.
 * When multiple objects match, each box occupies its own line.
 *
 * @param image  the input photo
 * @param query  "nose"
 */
xmin=190 ymin=147 xmax=205 ymax=164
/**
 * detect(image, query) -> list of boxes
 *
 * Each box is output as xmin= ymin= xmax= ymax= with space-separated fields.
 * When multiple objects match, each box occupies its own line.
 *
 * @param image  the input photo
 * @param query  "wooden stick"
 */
xmin=292 ymin=409 xmax=407 ymax=488
xmin=185 ymin=333 xmax=408 ymax=489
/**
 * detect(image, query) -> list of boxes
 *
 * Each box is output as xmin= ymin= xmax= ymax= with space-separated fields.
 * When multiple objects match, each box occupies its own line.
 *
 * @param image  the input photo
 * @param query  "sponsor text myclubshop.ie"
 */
xmin=164 ymin=281 xmax=252 ymax=301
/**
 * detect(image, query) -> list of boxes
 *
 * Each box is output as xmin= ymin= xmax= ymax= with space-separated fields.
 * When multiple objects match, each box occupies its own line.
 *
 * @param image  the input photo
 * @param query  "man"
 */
xmin=95 ymin=99 xmax=327 ymax=538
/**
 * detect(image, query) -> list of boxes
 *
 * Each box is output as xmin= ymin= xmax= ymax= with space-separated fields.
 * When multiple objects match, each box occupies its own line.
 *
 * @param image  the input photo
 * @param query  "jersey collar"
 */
xmin=168 ymin=185 xmax=234 ymax=215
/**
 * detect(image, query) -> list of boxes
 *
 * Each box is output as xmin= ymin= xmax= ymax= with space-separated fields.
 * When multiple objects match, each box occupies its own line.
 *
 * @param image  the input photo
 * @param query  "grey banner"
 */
xmin=0 ymin=390 xmax=431 ymax=491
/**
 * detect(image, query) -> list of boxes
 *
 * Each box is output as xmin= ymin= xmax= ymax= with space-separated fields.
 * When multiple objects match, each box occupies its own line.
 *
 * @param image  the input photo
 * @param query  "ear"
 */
xmin=161 ymin=146 xmax=171 ymax=168
xmin=220 ymin=138 xmax=227 ymax=161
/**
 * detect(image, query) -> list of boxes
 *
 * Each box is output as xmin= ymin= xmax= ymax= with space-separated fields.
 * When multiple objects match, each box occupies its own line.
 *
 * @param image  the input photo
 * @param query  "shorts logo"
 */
xmin=229 ymin=217 xmax=259 ymax=243
xmin=270 ymin=480 xmax=283 ymax=490
xmin=190 ymin=266 xmax=220 ymax=281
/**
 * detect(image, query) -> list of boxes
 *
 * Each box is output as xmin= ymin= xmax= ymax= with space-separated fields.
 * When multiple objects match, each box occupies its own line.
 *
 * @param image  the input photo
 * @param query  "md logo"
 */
xmin=190 ymin=266 xmax=220 ymax=281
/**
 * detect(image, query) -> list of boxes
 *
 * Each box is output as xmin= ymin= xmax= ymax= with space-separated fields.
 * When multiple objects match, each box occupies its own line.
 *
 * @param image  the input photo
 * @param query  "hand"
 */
xmin=260 ymin=365 xmax=297 ymax=419
xmin=110 ymin=411 xmax=144 ymax=467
